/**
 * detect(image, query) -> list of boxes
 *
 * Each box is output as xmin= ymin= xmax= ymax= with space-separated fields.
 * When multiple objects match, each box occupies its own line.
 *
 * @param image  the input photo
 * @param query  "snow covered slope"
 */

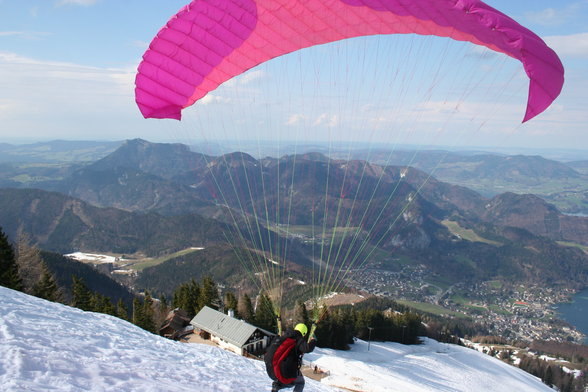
xmin=306 ymin=339 xmax=552 ymax=392
xmin=0 ymin=286 xmax=552 ymax=391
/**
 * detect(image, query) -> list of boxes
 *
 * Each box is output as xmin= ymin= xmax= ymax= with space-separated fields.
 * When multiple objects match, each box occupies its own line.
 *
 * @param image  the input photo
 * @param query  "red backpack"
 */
xmin=264 ymin=336 xmax=298 ymax=384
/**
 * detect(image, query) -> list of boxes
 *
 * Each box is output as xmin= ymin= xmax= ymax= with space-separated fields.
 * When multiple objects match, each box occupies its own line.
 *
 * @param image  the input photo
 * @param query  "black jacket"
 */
xmin=281 ymin=328 xmax=316 ymax=378
xmin=265 ymin=328 xmax=316 ymax=382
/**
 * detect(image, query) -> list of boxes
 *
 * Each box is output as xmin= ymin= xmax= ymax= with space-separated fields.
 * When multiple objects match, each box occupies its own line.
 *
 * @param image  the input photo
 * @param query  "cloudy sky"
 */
xmin=1 ymin=0 xmax=587 ymax=152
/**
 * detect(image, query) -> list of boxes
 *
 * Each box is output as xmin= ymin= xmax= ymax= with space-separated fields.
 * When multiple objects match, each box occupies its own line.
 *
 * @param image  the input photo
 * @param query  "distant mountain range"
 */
xmin=0 ymin=140 xmax=122 ymax=163
xmin=349 ymin=149 xmax=588 ymax=212
xmin=2 ymin=139 xmax=587 ymax=213
xmin=1 ymin=139 xmax=587 ymax=294
xmin=356 ymin=150 xmax=582 ymax=182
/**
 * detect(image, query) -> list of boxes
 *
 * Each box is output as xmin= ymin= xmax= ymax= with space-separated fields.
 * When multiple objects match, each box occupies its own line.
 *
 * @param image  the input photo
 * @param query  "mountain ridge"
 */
xmin=0 ymin=188 xmax=226 ymax=256
xmin=2 ymin=139 xmax=588 ymax=292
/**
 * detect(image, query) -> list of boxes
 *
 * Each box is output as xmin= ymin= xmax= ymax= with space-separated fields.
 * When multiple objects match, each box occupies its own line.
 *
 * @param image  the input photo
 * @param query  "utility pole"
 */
xmin=367 ymin=327 xmax=373 ymax=351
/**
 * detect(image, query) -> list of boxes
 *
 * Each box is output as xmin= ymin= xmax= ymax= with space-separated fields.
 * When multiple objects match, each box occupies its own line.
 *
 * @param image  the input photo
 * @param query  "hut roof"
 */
xmin=159 ymin=308 xmax=191 ymax=334
xmin=190 ymin=306 xmax=274 ymax=347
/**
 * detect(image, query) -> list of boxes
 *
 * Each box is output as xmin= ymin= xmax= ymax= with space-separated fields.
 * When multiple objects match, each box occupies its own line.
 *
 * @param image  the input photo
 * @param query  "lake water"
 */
xmin=563 ymin=213 xmax=588 ymax=217
xmin=555 ymin=288 xmax=588 ymax=344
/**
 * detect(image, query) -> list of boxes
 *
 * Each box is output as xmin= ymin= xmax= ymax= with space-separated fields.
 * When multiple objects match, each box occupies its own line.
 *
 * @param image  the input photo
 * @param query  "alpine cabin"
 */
xmin=190 ymin=306 xmax=275 ymax=357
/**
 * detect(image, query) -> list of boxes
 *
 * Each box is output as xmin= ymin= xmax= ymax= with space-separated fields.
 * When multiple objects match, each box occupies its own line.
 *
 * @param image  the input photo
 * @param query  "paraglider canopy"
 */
xmin=135 ymin=0 xmax=564 ymax=123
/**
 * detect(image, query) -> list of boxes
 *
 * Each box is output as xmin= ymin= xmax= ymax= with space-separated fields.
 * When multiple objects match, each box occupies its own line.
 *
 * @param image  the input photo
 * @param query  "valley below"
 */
xmin=352 ymin=265 xmax=584 ymax=343
xmin=70 ymin=246 xmax=586 ymax=345
xmin=2 ymin=139 xmax=588 ymax=347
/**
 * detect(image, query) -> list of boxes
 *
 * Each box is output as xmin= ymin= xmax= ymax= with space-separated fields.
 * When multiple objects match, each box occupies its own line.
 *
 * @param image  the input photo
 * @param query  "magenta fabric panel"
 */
xmin=135 ymin=0 xmax=564 ymax=122
xmin=136 ymin=0 xmax=257 ymax=120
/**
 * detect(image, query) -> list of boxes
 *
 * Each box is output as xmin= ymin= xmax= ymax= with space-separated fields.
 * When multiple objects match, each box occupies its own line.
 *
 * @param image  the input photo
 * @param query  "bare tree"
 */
xmin=15 ymin=231 xmax=44 ymax=294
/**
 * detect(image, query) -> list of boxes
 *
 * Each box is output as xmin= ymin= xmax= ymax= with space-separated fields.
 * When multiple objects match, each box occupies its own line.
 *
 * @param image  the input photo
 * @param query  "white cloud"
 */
xmin=196 ymin=69 xmax=266 ymax=107
xmin=544 ymin=32 xmax=588 ymax=58
xmin=131 ymin=40 xmax=150 ymax=50
xmin=239 ymin=69 xmax=265 ymax=85
xmin=0 ymin=51 xmax=135 ymax=125
xmin=312 ymin=113 xmax=339 ymax=128
xmin=0 ymin=52 xmax=132 ymax=83
xmin=55 ymin=0 xmax=99 ymax=6
xmin=0 ymin=99 xmax=20 ymax=118
xmin=525 ymin=8 xmax=564 ymax=26
xmin=0 ymin=31 xmax=24 ymax=37
xmin=224 ymin=69 xmax=265 ymax=87
xmin=0 ymin=31 xmax=51 ymax=40
xmin=286 ymin=113 xmax=306 ymax=126
xmin=200 ymin=94 xmax=231 ymax=105
xmin=525 ymin=1 xmax=588 ymax=26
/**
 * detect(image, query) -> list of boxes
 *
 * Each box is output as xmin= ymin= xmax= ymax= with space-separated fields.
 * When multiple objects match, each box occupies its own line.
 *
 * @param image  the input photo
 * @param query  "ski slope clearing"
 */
xmin=65 ymin=252 xmax=119 ymax=264
xmin=307 ymin=339 xmax=552 ymax=392
xmin=0 ymin=286 xmax=551 ymax=391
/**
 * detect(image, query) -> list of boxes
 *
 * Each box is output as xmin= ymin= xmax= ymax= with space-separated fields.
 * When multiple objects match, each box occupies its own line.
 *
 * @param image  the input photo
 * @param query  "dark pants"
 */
xmin=271 ymin=374 xmax=305 ymax=392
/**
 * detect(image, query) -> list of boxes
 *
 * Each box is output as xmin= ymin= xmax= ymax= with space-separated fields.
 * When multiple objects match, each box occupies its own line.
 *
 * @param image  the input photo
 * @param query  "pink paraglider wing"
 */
xmin=135 ymin=0 xmax=564 ymax=122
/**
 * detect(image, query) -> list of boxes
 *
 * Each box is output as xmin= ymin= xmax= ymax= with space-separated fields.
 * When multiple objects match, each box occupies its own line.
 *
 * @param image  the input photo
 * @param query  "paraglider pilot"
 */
xmin=264 ymin=323 xmax=316 ymax=392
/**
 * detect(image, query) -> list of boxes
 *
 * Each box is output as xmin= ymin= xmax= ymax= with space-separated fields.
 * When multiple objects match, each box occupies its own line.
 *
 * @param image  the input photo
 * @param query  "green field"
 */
xmin=438 ymin=176 xmax=588 ymax=214
xmin=441 ymin=220 xmax=502 ymax=246
xmin=424 ymin=277 xmax=452 ymax=291
xmin=396 ymin=300 xmax=469 ymax=318
xmin=464 ymin=303 xmax=487 ymax=312
xmin=557 ymin=241 xmax=588 ymax=254
xmin=449 ymin=294 xmax=469 ymax=306
xmin=487 ymin=304 xmax=511 ymax=315
xmin=273 ymin=224 xmax=361 ymax=239
xmin=130 ymin=248 xmax=205 ymax=271
xmin=488 ymin=280 xmax=503 ymax=289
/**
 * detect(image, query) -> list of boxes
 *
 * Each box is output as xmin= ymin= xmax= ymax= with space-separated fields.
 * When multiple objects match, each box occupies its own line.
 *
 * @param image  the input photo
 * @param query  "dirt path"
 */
xmin=182 ymin=332 xmax=217 ymax=347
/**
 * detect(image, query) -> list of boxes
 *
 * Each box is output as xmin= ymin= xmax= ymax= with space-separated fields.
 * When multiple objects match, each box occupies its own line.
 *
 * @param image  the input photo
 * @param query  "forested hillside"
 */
xmin=0 ymin=188 xmax=227 ymax=255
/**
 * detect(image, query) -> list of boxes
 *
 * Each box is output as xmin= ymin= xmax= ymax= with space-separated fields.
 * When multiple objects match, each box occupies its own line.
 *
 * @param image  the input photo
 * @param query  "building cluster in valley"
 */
xmin=68 ymin=251 xmax=585 ymax=344
xmin=348 ymin=266 xmax=585 ymax=344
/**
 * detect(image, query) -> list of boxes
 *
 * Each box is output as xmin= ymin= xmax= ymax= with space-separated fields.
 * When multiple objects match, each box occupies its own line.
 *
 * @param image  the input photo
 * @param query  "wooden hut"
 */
xmin=190 ymin=306 xmax=275 ymax=357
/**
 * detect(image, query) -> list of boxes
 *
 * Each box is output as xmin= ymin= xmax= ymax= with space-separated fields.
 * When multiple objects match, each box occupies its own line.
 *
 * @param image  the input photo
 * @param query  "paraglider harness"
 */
xmin=264 ymin=320 xmax=318 ymax=385
xmin=264 ymin=333 xmax=300 ymax=384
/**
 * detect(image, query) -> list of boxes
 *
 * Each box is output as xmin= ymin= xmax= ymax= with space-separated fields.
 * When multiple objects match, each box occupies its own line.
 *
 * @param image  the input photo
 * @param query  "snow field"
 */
xmin=1 ymin=286 xmax=553 ymax=391
xmin=0 ymin=287 xmax=331 ymax=392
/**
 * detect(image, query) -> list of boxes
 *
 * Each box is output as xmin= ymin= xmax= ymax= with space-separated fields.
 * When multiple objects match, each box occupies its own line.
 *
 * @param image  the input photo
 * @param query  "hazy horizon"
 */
xmin=1 ymin=1 xmax=587 ymax=152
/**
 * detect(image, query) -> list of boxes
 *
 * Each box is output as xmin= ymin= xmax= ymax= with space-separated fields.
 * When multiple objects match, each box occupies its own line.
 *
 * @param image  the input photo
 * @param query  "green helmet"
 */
xmin=294 ymin=323 xmax=308 ymax=337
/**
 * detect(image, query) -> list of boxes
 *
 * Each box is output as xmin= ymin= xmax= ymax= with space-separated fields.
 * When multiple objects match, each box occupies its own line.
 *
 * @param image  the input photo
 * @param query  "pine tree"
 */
xmin=294 ymin=300 xmax=310 ymax=326
xmin=330 ymin=307 xmax=354 ymax=349
xmin=238 ymin=293 xmax=255 ymax=323
xmin=543 ymin=364 xmax=553 ymax=388
xmin=71 ymin=275 xmax=92 ymax=311
xmin=141 ymin=292 xmax=156 ymax=333
xmin=224 ymin=291 xmax=238 ymax=315
xmin=159 ymin=293 xmax=169 ymax=310
xmin=0 ymin=227 xmax=22 ymax=291
xmin=401 ymin=312 xmax=423 ymax=344
xmin=198 ymin=276 xmax=219 ymax=311
xmin=132 ymin=297 xmax=144 ymax=326
xmin=116 ymin=298 xmax=128 ymax=321
xmin=315 ymin=308 xmax=333 ymax=347
xmin=172 ymin=279 xmax=200 ymax=319
xmin=101 ymin=296 xmax=116 ymax=316
xmin=90 ymin=292 xmax=100 ymax=312
xmin=254 ymin=292 xmax=277 ymax=332
xmin=186 ymin=279 xmax=200 ymax=315
xmin=32 ymin=261 xmax=61 ymax=302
